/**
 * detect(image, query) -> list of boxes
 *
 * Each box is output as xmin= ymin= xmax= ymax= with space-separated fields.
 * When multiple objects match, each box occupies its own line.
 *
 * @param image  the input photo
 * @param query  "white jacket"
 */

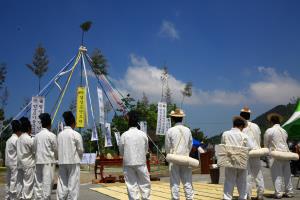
xmin=221 ymin=128 xmax=254 ymax=149
xmin=119 ymin=127 xmax=148 ymax=166
xmin=165 ymin=123 xmax=193 ymax=155
xmin=264 ymin=124 xmax=289 ymax=152
xmin=5 ymin=133 xmax=18 ymax=166
xmin=33 ymin=128 xmax=57 ymax=164
xmin=242 ymin=121 xmax=261 ymax=149
xmin=17 ymin=133 xmax=35 ymax=168
xmin=57 ymin=126 xmax=83 ymax=164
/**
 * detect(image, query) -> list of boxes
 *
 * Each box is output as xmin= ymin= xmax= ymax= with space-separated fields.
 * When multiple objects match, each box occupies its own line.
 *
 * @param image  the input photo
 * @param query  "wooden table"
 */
xmin=94 ymin=156 xmax=123 ymax=183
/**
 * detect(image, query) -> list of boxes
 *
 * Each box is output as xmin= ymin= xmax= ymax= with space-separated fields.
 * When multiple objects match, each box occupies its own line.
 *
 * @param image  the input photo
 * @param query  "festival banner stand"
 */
xmin=30 ymin=96 xmax=45 ymax=135
xmin=156 ymin=102 xmax=167 ymax=135
xmin=104 ymin=123 xmax=113 ymax=147
xmin=76 ymin=87 xmax=86 ymax=128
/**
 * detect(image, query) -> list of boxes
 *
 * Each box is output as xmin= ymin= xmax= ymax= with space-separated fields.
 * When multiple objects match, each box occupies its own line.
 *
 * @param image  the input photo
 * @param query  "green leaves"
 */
xmin=91 ymin=48 xmax=108 ymax=75
xmin=80 ymin=21 xmax=92 ymax=32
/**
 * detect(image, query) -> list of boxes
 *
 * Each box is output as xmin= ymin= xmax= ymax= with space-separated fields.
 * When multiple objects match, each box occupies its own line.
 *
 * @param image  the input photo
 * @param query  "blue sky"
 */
xmin=1 ymin=0 xmax=300 ymax=136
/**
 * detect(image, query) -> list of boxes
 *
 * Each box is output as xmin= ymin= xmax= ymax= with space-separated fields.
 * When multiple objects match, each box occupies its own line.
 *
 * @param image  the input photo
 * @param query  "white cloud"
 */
xmin=115 ymin=55 xmax=300 ymax=107
xmin=249 ymin=67 xmax=300 ymax=104
xmin=116 ymin=54 xmax=247 ymax=106
xmin=159 ymin=20 xmax=180 ymax=40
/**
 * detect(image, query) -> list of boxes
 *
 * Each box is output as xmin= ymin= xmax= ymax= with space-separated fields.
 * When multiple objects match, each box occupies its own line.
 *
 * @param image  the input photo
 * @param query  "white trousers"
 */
xmin=223 ymin=167 xmax=247 ymax=200
xmin=123 ymin=164 xmax=151 ymax=200
xmin=169 ymin=164 xmax=194 ymax=200
xmin=270 ymin=159 xmax=293 ymax=197
xmin=57 ymin=164 xmax=80 ymax=200
xmin=34 ymin=163 xmax=56 ymax=200
xmin=5 ymin=165 xmax=18 ymax=200
xmin=246 ymin=158 xmax=264 ymax=198
xmin=17 ymin=167 xmax=35 ymax=200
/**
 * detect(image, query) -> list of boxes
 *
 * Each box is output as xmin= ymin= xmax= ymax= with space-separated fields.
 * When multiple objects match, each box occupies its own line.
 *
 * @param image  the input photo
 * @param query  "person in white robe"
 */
xmin=16 ymin=117 xmax=35 ymax=200
xmin=165 ymin=108 xmax=193 ymax=200
xmin=119 ymin=110 xmax=151 ymax=200
xmin=264 ymin=113 xmax=293 ymax=199
xmin=240 ymin=107 xmax=265 ymax=200
xmin=56 ymin=111 xmax=83 ymax=200
xmin=33 ymin=113 xmax=57 ymax=200
xmin=5 ymin=120 xmax=22 ymax=200
xmin=222 ymin=116 xmax=254 ymax=200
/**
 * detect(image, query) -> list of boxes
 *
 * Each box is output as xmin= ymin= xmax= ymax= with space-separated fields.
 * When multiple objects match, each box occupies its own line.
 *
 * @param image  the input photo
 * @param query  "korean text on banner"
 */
xmin=30 ymin=96 xmax=45 ymax=135
xmin=114 ymin=132 xmax=121 ymax=146
xmin=156 ymin=102 xmax=167 ymax=135
xmin=105 ymin=123 xmax=113 ymax=147
xmin=97 ymin=87 xmax=105 ymax=125
xmin=76 ymin=87 xmax=86 ymax=128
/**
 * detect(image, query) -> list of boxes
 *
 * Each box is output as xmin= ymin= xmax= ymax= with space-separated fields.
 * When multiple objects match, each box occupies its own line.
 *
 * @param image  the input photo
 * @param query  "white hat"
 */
xmin=240 ymin=106 xmax=251 ymax=113
xmin=170 ymin=108 xmax=185 ymax=117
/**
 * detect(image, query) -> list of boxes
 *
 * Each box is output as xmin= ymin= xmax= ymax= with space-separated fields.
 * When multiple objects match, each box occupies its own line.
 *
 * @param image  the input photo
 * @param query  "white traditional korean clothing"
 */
xmin=33 ymin=128 xmax=57 ymax=200
xmin=16 ymin=133 xmax=35 ymax=200
xmin=221 ymin=128 xmax=254 ymax=200
xmin=242 ymin=121 xmax=264 ymax=199
xmin=264 ymin=124 xmax=293 ymax=197
xmin=119 ymin=127 xmax=151 ymax=200
xmin=56 ymin=126 xmax=83 ymax=200
xmin=5 ymin=133 xmax=18 ymax=200
xmin=165 ymin=123 xmax=193 ymax=200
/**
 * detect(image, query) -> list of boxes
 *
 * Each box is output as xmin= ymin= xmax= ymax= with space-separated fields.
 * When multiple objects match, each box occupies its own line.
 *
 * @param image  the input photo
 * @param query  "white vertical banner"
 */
xmin=166 ymin=118 xmax=171 ymax=131
xmin=114 ymin=132 xmax=121 ymax=146
xmin=30 ymin=96 xmax=45 ymax=135
xmin=104 ymin=123 xmax=113 ymax=147
xmin=156 ymin=102 xmax=167 ymax=135
xmin=97 ymin=87 xmax=105 ymax=125
xmin=139 ymin=121 xmax=147 ymax=134
xmin=91 ymin=125 xmax=98 ymax=141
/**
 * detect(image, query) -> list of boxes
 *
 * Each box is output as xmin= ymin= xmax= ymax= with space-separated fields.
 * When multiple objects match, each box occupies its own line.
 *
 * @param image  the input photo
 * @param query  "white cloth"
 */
xmin=34 ymin=164 xmax=55 ymax=200
xmin=264 ymin=124 xmax=293 ymax=196
xmin=264 ymin=124 xmax=289 ymax=152
xmin=16 ymin=133 xmax=35 ymax=168
xmin=5 ymin=134 xmax=18 ymax=200
xmin=242 ymin=121 xmax=264 ymax=198
xmin=5 ymin=165 xmax=18 ymax=200
xmin=33 ymin=128 xmax=57 ymax=164
xmin=119 ymin=127 xmax=148 ymax=166
xmin=170 ymin=164 xmax=193 ymax=200
xmin=18 ymin=167 xmax=35 ymax=200
xmin=224 ymin=167 xmax=247 ymax=200
xmin=270 ymin=160 xmax=293 ymax=197
xmin=165 ymin=123 xmax=194 ymax=199
xmin=57 ymin=126 xmax=83 ymax=164
xmin=5 ymin=134 xmax=18 ymax=166
xmin=123 ymin=165 xmax=151 ymax=200
xmin=221 ymin=128 xmax=254 ymax=200
xmin=56 ymin=164 xmax=80 ymax=200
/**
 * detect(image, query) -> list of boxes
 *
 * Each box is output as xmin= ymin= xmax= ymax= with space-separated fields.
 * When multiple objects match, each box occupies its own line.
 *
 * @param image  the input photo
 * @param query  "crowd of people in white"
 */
xmin=4 ymin=106 xmax=296 ymax=200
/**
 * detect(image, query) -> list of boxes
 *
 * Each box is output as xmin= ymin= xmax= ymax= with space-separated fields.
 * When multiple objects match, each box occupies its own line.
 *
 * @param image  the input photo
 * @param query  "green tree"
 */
xmin=26 ymin=44 xmax=49 ymax=92
xmin=181 ymin=82 xmax=192 ymax=108
xmin=91 ymin=49 xmax=108 ymax=75
xmin=80 ymin=21 xmax=92 ymax=45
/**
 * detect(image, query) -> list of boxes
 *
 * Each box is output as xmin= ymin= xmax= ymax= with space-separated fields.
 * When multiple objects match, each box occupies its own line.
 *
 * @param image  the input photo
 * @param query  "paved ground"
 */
xmin=0 ymin=163 xmax=299 ymax=199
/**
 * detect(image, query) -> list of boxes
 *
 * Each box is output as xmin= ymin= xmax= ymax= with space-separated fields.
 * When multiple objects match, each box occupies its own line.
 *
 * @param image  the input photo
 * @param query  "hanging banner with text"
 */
xmin=30 ymin=96 xmax=45 ymax=135
xmin=114 ymin=132 xmax=121 ymax=146
xmin=76 ymin=87 xmax=86 ymax=128
xmin=156 ymin=102 xmax=167 ymax=135
xmin=91 ymin=125 xmax=99 ymax=141
xmin=105 ymin=123 xmax=113 ymax=147
xmin=140 ymin=121 xmax=147 ymax=134
xmin=97 ymin=87 xmax=105 ymax=125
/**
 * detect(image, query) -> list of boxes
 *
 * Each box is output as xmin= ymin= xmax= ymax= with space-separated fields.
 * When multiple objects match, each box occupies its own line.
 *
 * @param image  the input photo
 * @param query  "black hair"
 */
xmin=127 ymin=110 xmax=139 ymax=127
xmin=63 ymin=111 xmax=75 ymax=126
xmin=240 ymin=112 xmax=250 ymax=120
xmin=11 ymin=120 xmax=21 ymax=133
xmin=19 ymin=117 xmax=31 ymax=133
xmin=233 ymin=117 xmax=246 ymax=128
xmin=270 ymin=115 xmax=280 ymax=125
xmin=39 ymin=113 xmax=51 ymax=128
xmin=171 ymin=116 xmax=183 ymax=124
